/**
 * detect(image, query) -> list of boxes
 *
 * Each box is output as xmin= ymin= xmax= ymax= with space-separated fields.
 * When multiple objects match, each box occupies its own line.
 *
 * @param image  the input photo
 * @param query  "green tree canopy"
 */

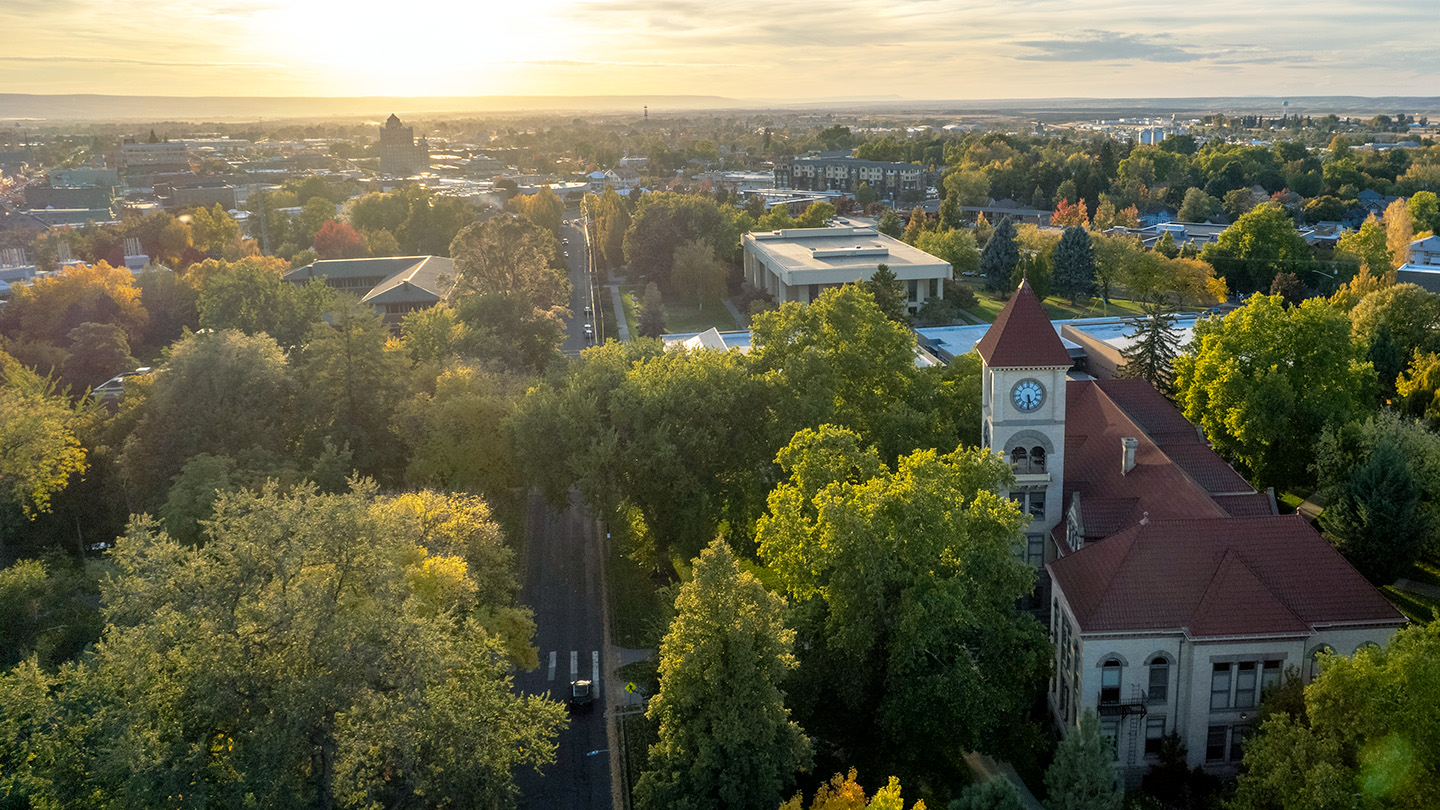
xmin=864 ymin=264 xmax=909 ymax=323
xmin=635 ymin=539 xmax=811 ymax=810
xmin=1052 ymin=225 xmax=1097 ymax=303
xmin=0 ymin=359 xmax=88 ymax=519
xmin=0 ymin=483 xmax=563 ymax=809
xmin=1173 ymin=294 xmax=1375 ymax=490
xmin=1043 ymin=710 xmax=1123 ymax=810
xmin=1200 ymin=203 xmax=1314 ymax=293
xmin=981 ymin=218 xmax=1019 ymax=294
xmin=1119 ymin=303 xmax=1182 ymax=395
xmin=756 ymin=425 xmax=1050 ymax=769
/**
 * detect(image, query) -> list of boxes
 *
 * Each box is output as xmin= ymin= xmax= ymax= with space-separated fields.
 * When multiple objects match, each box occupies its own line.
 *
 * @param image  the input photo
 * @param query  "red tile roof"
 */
xmin=1049 ymin=517 xmax=1404 ymax=636
xmin=975 ymin=280 xmax=1074 ymax=367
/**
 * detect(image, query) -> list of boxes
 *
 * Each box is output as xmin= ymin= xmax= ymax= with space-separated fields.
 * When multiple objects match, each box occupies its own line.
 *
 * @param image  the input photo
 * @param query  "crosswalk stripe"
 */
xmin=548 ymin=650 xmax=556 ymax=682
xmin=570 ymin=650 xmax=578 ymax=682
xmin=592 ymin=650 xmax=600 ymax=693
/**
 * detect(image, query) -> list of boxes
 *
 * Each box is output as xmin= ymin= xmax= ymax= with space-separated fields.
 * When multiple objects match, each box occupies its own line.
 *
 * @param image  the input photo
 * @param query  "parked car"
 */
xmin=583 ymin=305 xmax=593 ymax=317
xmin=568 ymin=678 xmax=593 ymax=711
xmin=92 ymin=367 xmax=153 ymax=402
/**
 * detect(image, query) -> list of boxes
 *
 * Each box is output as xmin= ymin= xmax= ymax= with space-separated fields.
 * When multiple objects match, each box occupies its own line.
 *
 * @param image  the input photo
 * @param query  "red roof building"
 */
xmin=975 ymin=284 xmax=1405 ymax=783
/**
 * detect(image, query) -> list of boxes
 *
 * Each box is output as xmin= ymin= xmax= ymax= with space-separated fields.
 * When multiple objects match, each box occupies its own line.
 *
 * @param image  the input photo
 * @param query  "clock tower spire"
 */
xmin=976 ymin=279 xmax=1071 ymax=568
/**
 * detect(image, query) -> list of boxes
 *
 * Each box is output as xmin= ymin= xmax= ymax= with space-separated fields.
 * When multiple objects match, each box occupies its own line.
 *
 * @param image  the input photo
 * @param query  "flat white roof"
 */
xmin=744 ymin=226 xmax=950 ymax=284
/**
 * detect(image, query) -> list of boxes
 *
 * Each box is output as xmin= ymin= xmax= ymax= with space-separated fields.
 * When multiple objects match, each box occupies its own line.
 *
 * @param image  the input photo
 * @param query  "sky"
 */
xmin=1 ymin=0 xmax=1436 ymax=100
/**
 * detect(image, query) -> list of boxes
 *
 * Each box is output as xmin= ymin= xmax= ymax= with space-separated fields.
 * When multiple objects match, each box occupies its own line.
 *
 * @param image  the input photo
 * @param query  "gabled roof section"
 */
xmin=1049 ymin=517 xmax=1404 ymax=637
xmin=974 ymin=279 xmax=1072 ymax=367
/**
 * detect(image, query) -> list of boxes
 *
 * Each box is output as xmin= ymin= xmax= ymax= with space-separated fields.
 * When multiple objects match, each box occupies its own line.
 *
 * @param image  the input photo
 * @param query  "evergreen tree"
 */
xmin=864 ymin=264 xmax=909 ymax=323
xmin=1321 ymin=438 xmax=1426 ymax=584
xmin=950 ymin=779 xmax=1026 ymax=810
xmin=1052 ymin=226 xmax=1097 ymax=303
xmin=1119 ymin=302 xmax=1181 ymax=395
xmin=980 ymin=217 xmax=1019 ymax=294
xmin=902 ymin=206 xmax=927 ymax=244
xmin=1043 ymin=710 xmax=1122 ymax=810
xmin=638 ymin=282 xmax=667 ymax=338
xmin=1155 ymin=230 xmax=1180 ymax=259
xmin=1369 ymin=323 xmax=1405 ymax=404
xmin=635 ymin=539 xmax=812 ymax=810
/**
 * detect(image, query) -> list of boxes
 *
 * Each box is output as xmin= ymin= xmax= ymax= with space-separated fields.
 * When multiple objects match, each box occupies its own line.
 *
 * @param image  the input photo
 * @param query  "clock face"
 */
xmin=1013 ymin=379 xmax=1045 ymax=412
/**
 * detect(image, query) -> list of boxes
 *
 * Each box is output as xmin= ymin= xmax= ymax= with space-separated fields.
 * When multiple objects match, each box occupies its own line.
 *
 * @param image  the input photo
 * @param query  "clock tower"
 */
xmin=975 ymin=279 xmax=1072 ymax=568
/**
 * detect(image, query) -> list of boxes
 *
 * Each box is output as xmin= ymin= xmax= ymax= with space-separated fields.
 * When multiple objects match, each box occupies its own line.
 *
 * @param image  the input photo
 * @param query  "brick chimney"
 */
xmin=1122 ymin=437 xmax=1139 ymax=475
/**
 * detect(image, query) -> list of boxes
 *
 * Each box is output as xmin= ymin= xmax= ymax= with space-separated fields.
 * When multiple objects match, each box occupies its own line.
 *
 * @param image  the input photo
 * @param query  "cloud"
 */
xmin=509 ymin=59 xmax=757 ymax=69
xmin=1013 ymin=31 xmax=1203 ymax=62
xmin=0 ymin=55 xmax=285 ymax=68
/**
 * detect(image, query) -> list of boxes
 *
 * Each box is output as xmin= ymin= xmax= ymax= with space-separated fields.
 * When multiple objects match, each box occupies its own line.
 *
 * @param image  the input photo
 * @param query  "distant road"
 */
xmin=514 ymin=489 xmax=611 ymax=810
xmin=560 ymin=215 xmax=597 ymax=356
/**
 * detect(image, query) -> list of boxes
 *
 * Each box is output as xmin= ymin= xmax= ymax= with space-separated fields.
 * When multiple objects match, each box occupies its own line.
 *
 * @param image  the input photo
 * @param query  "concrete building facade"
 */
xmin=773 ymin=156 xmax=929 ymax=199
xmin=741 ymin=226 xmax=950 ymax=313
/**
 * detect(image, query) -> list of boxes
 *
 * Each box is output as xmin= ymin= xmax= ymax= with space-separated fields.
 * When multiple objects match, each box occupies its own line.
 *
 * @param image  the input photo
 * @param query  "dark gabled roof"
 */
xmin=974 ymin=280 xmax=1073 ymax=367
xmin=1049 ymin=517 xmax=1404 ymax=637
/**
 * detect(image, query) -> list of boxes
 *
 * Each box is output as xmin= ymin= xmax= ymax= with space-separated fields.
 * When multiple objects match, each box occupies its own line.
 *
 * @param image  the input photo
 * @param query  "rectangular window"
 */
xmin=1235 ymin=662 xmax=1257 ymax=708
xmin=1231 ymin=725 xmax=1252 ymax=762
xmin=1060 ymin=683 xmax=1069 ymax=713
xmin=1100 ymin=664 xmax=1121 ymax=705
xmin=1206 ymin=726 xmax=1228 ymax=762
xmin=1149 ymin=662 xmax=1169 ymax=704
xmin=1261 ymin=660 xmax=1283 ymax=695
xmin=907 ymin=279 xmax=918 ymax=302
xmin=1029 ymin=492 xmax=1046 ymax=518
xmin=1145 ymin=717 xmax=1166 ymax=757
xmin=1027 ymin=534 xmax=1044 ymax=566
xmin=1100 ymin=719 xmax=1120 ymax=760
xmin=1210 ymin=663 xmax=1232 ymax=710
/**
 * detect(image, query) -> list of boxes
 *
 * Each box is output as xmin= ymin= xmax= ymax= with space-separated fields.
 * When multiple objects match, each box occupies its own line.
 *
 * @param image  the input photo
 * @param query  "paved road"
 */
xmin=515 ymin=489 xmax=611 ymax=810
xmin=560 ymin=215 xmax=599 ymax=355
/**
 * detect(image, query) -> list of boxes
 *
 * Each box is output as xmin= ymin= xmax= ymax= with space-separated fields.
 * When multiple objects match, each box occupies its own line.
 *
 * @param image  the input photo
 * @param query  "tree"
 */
xmin=902 ymin=206 xmax=928 ymax=244
xmin=398 ymin=304 xmax=468 ymax=368
xmin=0 ymin=359 xmax=87 ymax=519
xmin=1397 ymin=350 xmax=1440 ymax=424
xmin=312 ymin=219 xmax=366 ymax=259
xmin=1386 ymin=198 xmax=1416 ymax=272
xmin=1349 ymin=283 xmax=1440 ymax=364
xmin=856 ymin=182 xmax=879 ymax=207
xmin=877 ymin=208 xmax=904 ymax=238
xmin=189 ymin=203 xmax=244 ymax=258
xmin=981 ymin=217 xmax=1019 ymax=294
xmin=393 ymin=365 xmax=526 ymax=502
xmin=1177 ymin=188 xmax=1219 ymax=223
xmin=1232 ymin=621 xmax=1440 ymax=810
xmin=159 ymin=452 xmax=237 ymax=545
xmin=638 ymin=282 xmax=667 ymax=338
xmin=58 ymin=321 xmax=135 ymax=393
xmin=635 ymin=539 xmax=811 ymax=810
xmin=449 ymin=216 xmax=570 ymax=371
xmin=864 ymin=264 xmax=909 ymax=323
xmin=1223 ymin=187 xmax=1261 ymax=220
xmin=298 ymin=300 xmax=409 ymax=482
xmin=1051 ymin=199 xmax=1089 ymax=229
xmin=1043 ymin=710 xmax=1122 ymax=810
xmin=756 ymin=426 xmax=1050 ymax=768
xmin=914 ymin=228 xmax=980 ymax=277
xmin=1120 ymin=303 xmax=1182 ymax=395
xmin=120 ymin=329 xmax=296 ymax=509
xmin=134 ymin=268 xmax=199 ymax=354
xmin=595 ymin=186 xmax=632 ymax=269
xmin=759 ymin=205 xmax=797 ymax=231
xmin=1321 ymin=438 xmax=1426 ymax=584
xmin=950 ymin=779 xmax=1026 ymax=810
xmin=623 ymin=193 xmax=742 ymax=289
xmin=1303 ymin=195 xmax=1350 ymax=224
xmin=1173 ymin=295 xmax=1375 ymax=490
xmin=1052 ymin=226 xmax=1097 ymax=303
xmin=1200 ymin=203 xmax=1314 ymax=293
xmin=796 ymin=201 xmax=838 ymax=229
xmin=1408 ymin=189 xmax=1440 ymax=234
xmin=1337 ymin=215 xmax=1391 ymax=278
xmin=0 ymin=483 xmax=565 ymax=809
xmin=194 ymin=256 xmax=333 ymax=350
xmin=0 ymin=261 xmax=148 ymax=351
xmin=513 ymin=185 xmax=565 ymax=235
xmin=1155 ymin=230 xmax=1180 ymax=258
xmin=297 ymin=195 xmax=339 ymax=243
xmin=671 ymin=238 xmax=729 ymax=311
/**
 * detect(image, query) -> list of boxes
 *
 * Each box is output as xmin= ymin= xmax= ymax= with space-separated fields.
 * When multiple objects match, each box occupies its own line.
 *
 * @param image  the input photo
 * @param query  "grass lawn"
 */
xmin=1383 ymin=585 xmax=1440 ymax=624
xmin=607 ymin=535 xmax=670 ymax=650
xmin=621 ymin=287 xmax=738 ymax=336
xmin=1277 ymin=492 xmax=1306 ymax=514
xmin=953 ymin=278 xmax=1202 ymax=323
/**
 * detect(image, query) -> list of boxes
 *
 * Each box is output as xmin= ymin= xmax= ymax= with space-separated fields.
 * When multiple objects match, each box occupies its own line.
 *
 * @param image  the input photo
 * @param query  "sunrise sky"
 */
xmin=2 ymin=0 xmax=1436 ymax=99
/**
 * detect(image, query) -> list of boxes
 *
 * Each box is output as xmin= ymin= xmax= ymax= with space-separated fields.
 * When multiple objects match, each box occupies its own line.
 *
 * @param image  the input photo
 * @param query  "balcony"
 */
xmin=1014 ymin=472 xmax=1051 ymax=487
xmin=1097 ymin=691 xmax=1148 ymax=719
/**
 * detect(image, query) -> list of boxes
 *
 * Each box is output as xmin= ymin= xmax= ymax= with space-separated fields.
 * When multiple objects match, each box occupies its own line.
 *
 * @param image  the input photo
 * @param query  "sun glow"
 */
xmin=250 ymin=0 xmax=578 ymax=95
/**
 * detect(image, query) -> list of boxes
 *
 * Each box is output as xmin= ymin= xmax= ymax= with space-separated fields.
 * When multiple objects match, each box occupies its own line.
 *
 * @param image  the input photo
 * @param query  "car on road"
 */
xmin=563 ymin=237 xmax=570 ymax=245
xmin=568 ymin=679 xmax=593 ymax=711
xmin=583 ymin=323 xmax=594 ymax=341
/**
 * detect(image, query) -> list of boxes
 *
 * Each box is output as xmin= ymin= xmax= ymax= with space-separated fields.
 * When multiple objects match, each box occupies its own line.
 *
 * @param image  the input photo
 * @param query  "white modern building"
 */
xmin=742 ymin=226 xmax=950 ymax=314
xmin=976 ymin=283 xmax=1405 ymax=784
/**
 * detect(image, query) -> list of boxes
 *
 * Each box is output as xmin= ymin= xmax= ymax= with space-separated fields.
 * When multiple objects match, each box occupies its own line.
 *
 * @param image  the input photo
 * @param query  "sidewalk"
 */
xmin=722 ymin=297 xmax=745 ymax=328
xmin=610 ymin=285 xmax=631 ymax=342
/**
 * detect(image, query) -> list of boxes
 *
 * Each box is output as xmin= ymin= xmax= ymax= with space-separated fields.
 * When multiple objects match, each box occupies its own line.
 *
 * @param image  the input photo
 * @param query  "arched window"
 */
xmin=1100 ymin=658 xmax=1122 ymax=704
xmin=1147 ymin=655 xmax=1170 ymax=704
xmin=1011 ymin=447 xmax=1028 ymax=472
xmin=1031 ymin=446 xmax=1047 ymax=473
xmin=1306 ymin=644 xmax=1334 ymax=681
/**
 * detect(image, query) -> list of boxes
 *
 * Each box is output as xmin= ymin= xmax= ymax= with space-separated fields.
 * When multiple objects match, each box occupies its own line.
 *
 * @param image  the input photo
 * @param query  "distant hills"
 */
xmin=2 ymin=93 xmax=1439 ymax=122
